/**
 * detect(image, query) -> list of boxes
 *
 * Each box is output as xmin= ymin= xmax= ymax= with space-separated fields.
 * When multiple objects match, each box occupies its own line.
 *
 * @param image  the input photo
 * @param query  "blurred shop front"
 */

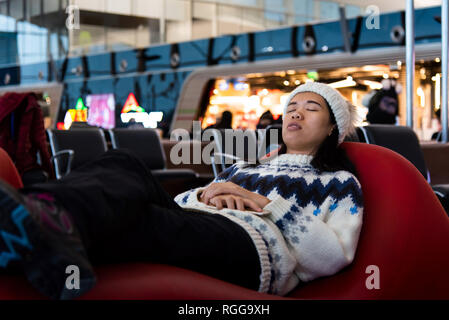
xmin=199 ymin=59 xmax=443 ymax=141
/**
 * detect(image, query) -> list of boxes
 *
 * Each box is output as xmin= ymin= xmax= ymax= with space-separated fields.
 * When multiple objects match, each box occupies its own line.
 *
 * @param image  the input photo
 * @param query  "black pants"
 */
xmin=23 ymin=149 xmax=261 ymax=291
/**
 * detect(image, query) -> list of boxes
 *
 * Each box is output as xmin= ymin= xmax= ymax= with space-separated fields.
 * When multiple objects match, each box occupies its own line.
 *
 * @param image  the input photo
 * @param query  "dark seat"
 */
xmin=47 ymin=128 xmax=108 ymax=179
xmin=358 ymin=124 xmax=449 ymax=214
xmin=358 ymin=125 xmax=429 ymax=180
xmin=204 ymin=128 xmax=260 ymax=178
xmin=108 ymin=128 xmax=199 ymax=182
xmin=343 ymin=127 xmax=364 ymax=142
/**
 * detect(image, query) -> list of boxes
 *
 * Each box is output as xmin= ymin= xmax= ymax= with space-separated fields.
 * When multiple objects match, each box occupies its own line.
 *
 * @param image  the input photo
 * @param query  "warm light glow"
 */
xmin=435 ymin=57 xmax=441 ymax=63
xmin=295 ymin=80 xmax=300 ymax=85
xmin=259 ymin=89 xmax=269 ymax=96
xmin=64 ymin=110 xmax=75 ymax=130
xmin=210 ymin=96 xmax=250 ymax=105
xmin=261 ymin=96 xmax=272 ymax=106
xmin=283 ymin=80 xmax=290 ymax=86
xmin=434 ymin=73 xmax=441 ymax=110
xmin=383 ymin=73 xmax=389 ymax=79
xmin=248 ymin=95 xmax=261 ymax=110
xmin=417 ymin=87 xmax=425 ymax=108
xmin=213 ymin=89 xmax=219 ymax=94
xmin=352 ymin=91 xmax=358 ymax=105
xmin=361 ymin=80 xmax=383 ymax=90
xmin=209 ymin=105 xmax=219 ymax=115
xmin=329 ymin=76 xmax=356 ymax=89
xmin=273 ymin=104 xmax=283 ymax=116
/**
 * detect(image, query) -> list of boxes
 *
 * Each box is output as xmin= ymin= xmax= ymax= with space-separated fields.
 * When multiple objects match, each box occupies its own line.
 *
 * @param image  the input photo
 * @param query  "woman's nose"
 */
xmin=291 ymin=111 xmax=303 ymax=120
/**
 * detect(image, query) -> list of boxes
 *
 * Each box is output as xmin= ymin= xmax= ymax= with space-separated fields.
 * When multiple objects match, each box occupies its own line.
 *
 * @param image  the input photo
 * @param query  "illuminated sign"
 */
xmin=120 ymin=93 xmax=163 ymax=128
xmin=86 ymin=94 xmax=115 ymax=129
xmin=121 ymin=93 xmax=145 ymax=114
xmin=63 ymin=97 xmax=88 ymax=129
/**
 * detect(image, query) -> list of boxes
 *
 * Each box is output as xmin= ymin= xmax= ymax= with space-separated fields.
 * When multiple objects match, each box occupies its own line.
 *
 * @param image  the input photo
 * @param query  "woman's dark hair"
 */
xmin=248 ymin=99 xmax=358 ymax=177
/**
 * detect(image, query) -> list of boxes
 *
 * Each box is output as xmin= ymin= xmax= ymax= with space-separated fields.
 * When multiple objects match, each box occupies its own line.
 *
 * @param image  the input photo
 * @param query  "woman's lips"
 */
xmin=287 ymin=123 xmax=302 ymax=130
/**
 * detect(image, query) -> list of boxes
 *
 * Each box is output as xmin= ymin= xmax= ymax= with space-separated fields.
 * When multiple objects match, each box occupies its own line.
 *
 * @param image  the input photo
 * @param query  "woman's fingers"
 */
xmin=211 ymin=197 xmax=223 ymax=210
xmin=201 ymin=182 xmax=244 ymax=202
xmin=235 ymin=197 xmax=245 ymax=211
xmin=202 ymin=185 xmax=227 ymax=204
xmin=243 ymin=199 xmax=262 ymax=212
xmin=209 ymin=195 xmax=263 ymax=213
xmin=225 ymin=196 xmax=235 ymax=210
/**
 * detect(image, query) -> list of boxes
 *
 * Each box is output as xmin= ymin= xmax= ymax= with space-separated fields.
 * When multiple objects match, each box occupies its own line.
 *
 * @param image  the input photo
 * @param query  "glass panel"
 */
xmin=149 ymin=18 xmax=161 ymax=44
xmin=0 ymin=2 xmax=8 ymax=16
xmin=345 ymin=5 xmax=362 ymax=19
xmin=29 ymin=0 xmax=42 ymax=17
xmin=10 ymin=0 xmax=24 ymax=20
xmin=293 ymin=0 xmax=314 ymax=25
xmin=43 ymin=0 xmax=60 ymax=14
xmin=70 ymin=24 xmax=106 ymax=55
xmin=319 ymin=1 xmax=339 ymax=21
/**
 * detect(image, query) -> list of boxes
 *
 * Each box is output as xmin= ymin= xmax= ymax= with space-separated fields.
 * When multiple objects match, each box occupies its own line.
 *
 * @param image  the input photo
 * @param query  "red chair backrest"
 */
xmin=288 ymin=142 xmax=449 ymax=299
xmin=0 ymin=147 xmax=23 ymax=189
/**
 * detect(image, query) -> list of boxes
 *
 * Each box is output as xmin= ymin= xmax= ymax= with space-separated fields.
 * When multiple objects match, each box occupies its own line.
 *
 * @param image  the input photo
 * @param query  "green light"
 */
xmin=75 ymin=97 xmax=87 ymax=110
xmin=307 ymin=71 xmax=319 ymax=80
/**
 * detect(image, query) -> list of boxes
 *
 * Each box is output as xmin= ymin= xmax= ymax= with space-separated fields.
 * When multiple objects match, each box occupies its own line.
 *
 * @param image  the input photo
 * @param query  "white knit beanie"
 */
xmin=282 ymin=82 xmax=358 ymax=144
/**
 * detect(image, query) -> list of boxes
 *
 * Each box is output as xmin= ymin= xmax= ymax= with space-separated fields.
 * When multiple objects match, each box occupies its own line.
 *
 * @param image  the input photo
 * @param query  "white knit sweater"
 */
xmin=174 ymin=153 xmax=364 ymax=296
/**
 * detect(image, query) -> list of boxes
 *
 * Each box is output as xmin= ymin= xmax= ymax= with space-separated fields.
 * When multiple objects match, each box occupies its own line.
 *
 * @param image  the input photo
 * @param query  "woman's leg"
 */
xmin=0 ymin=149 xmax=179 ymax=299
xmin=2 ymin=149 xmax=260 ymax=296
xmin=23 ymin=149 xmax=181 ymax=250
xmin=86 ymin=202 xmax=261 ymax=291
xmin=29 ymin=149 xmax=261 ymax=290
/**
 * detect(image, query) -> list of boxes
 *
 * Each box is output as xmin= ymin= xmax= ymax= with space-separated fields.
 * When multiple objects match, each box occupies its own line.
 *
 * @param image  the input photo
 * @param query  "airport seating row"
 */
xmin=38 ymin=124 xmax=449 ymax=212
xmin=1 ymin=142 xmax=449 ymax=300
xmin=45 ymin=128 xmax=202 ymax=197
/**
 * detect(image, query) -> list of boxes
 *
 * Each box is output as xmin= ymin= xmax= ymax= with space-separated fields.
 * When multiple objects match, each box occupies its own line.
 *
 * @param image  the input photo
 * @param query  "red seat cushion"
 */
xmin=0 ymin=148 xmax=23 ymax=189
xmin=0 ymin=142 xmax=448 ymax=300
xmin=287 ymin=142 xmax=449 ymax=299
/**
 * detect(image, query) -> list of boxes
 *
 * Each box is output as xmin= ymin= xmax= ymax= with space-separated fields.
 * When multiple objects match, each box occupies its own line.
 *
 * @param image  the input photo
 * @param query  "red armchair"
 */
xmin=0 ymin=142 xmax=448 ymax=300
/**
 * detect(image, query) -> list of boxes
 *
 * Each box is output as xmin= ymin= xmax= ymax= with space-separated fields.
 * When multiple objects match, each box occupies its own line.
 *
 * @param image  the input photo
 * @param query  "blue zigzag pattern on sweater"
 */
xmin=227 ymin=170 xmax=363 ymax=209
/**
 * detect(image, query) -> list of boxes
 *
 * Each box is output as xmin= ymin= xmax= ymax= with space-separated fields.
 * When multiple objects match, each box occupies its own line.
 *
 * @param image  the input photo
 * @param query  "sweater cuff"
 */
xmin=264 ymin=195 xmax=293 ymax=222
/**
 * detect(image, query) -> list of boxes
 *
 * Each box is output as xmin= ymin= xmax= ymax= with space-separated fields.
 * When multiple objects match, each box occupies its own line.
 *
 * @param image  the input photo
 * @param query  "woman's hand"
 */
xmin=208 ymin=194 xmax=262 ymax=212
xmin=200 ymin=182 xmax=271 ymax=209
